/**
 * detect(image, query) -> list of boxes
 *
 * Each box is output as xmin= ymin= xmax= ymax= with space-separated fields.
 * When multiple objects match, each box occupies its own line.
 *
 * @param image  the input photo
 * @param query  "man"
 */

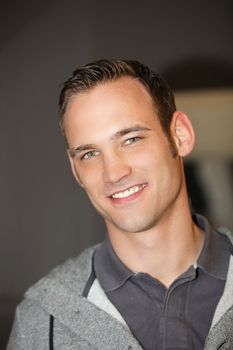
xmin=8 ymin=59 xmax=233 ymax=349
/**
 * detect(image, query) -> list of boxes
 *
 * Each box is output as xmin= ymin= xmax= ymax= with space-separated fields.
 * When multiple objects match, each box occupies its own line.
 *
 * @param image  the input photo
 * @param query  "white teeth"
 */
xmin=112 ymin=185 xmax=145 ymax=199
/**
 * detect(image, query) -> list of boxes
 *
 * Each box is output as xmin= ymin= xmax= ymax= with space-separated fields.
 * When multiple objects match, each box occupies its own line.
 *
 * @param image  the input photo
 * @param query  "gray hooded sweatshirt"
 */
xmin=7 ymin=228 xmax=233 ymax=349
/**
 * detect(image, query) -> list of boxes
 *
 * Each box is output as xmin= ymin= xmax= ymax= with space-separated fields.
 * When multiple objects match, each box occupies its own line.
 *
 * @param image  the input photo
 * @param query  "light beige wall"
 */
xmin=175 ymin=89 xmax=233 ymax=159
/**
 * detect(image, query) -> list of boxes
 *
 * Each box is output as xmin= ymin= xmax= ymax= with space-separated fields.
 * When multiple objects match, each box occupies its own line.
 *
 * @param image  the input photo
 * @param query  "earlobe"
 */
xmin=66 ymin=149 xmax=85 ymax=187
xmin=171 ymin=111 xmax=195 ymax=157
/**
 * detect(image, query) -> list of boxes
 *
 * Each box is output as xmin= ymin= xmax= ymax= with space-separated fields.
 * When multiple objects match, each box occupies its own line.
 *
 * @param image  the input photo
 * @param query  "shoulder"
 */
xmin=217 ymin=227 xmax=233 ymax=251
xmin=18 ymin=244 xmax=99 ymax=321
xmin=27 ymin=244 xmax=98 ymax=298
xmin=7 ymin=245 xmax=99 ymax=349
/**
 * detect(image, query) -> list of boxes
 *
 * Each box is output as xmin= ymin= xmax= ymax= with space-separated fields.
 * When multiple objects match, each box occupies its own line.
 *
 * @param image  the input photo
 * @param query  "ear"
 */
xmin=171 ymin=111 xmax=195 ymax=157
xmin=66 ymin=149 xmax=85 ymax=188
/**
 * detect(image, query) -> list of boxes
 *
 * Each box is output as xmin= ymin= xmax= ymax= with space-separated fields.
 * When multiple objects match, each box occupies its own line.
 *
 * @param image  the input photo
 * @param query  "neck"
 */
xmin=107 ymin=194 xmax=204 ymax=288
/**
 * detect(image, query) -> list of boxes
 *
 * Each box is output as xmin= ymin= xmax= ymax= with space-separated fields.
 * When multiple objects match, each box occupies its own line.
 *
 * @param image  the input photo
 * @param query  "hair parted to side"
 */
xmin=58 ymin=59 xmax=177 ymax=154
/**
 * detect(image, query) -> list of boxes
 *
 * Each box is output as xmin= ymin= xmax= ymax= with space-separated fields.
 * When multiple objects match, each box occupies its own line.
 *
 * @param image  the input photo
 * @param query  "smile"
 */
xmin=111 ymin=184 xmax=146 ymax=199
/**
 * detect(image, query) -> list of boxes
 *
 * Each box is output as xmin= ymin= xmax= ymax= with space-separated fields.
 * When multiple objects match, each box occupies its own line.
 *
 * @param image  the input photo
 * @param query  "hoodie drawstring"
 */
xmin=49 ymin=315 xmax=54 ymax=350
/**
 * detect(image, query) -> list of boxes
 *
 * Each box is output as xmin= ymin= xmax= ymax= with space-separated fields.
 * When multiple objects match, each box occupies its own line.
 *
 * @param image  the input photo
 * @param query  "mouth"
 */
xmin=109 ymin=183 xmax=147 ymax=202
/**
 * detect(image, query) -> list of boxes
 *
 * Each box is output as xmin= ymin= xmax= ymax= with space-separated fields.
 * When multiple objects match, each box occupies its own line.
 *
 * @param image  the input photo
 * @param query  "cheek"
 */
xmin=76 ymin=163 xmax=102 ymax=191
xmin=133 ymin=145 xmax=166 ymax=170
xmin=140 ymin=146 xmax=179 ymax=185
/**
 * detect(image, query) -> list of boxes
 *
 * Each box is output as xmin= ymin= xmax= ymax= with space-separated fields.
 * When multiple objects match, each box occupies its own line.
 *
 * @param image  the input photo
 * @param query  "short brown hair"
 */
xmin=58 ymin=59 xmax=177 ymax=152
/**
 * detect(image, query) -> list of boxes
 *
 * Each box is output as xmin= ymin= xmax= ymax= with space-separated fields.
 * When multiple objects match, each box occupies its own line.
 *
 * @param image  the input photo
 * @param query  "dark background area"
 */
xmin=1 ymin=1 xmax=232 ymax=348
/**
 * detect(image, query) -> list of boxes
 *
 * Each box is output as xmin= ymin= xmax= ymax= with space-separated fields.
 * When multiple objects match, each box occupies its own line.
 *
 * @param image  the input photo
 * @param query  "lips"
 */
xmin=109 ymin=183 xmax=147 ymax=203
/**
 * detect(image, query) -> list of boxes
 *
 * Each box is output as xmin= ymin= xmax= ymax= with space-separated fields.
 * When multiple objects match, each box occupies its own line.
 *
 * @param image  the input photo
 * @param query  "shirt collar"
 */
xmin=195 ymin=214 xmax=230 ymax=280
xmin=94 ymin=214 xmax=231 ymax=292
xmin=94 ymin=237 xmax=133 ymax=292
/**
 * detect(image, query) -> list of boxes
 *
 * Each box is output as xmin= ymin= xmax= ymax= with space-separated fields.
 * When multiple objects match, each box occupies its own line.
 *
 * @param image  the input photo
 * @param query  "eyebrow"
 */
xmin=69 ymin=144 xmax=96 ymax=157
xmin=111 ymin=125 xmax=151 ymax=139
xmin=69 ymin=125 xmax=151 ymax=157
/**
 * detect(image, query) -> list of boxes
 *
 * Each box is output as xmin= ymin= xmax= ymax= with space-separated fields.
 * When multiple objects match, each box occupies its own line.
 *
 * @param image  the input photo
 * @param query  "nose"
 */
xmin=102 ymin=151 xmax=132 ymax=184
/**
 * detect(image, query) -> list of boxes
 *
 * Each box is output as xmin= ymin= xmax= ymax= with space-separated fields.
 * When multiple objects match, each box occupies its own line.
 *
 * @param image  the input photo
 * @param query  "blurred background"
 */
xmin=1 ymin=0 xmax=232 ymax=347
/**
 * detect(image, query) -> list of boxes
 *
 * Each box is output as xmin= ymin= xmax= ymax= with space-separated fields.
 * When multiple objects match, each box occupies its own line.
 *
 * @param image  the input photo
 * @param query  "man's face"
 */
xmin=64 ymin=77 xmax=184 ymax=234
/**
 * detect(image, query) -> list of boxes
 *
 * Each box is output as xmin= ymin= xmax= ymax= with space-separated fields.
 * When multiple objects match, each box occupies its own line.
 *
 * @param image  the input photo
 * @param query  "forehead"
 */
xmin=64 ymin=77 xmax=159 ymax=145
xmin=65 ymin=76 xmax=154 ymax=115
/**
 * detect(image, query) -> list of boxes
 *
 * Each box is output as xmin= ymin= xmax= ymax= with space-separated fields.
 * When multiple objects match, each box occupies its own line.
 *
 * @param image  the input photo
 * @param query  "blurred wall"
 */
xmin=1 ymin=0 xmax=232 ymax=347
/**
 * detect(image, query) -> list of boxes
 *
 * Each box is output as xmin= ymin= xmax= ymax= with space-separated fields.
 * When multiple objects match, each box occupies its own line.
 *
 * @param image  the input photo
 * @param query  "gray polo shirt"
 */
xmin=94 ymin=215 xmax=231 ymax=350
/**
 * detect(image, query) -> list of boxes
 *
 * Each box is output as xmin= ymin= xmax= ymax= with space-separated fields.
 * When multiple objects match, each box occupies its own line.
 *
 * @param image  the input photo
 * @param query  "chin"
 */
xmin=109 ymin=215 xmax=158 ymax=234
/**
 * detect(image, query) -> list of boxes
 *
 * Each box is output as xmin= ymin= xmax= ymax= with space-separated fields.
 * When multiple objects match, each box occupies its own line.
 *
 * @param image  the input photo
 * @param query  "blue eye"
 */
xmin=124 ymin=137 xmax=141 ymax=145
xmin=82 ymin=150 xmax=99 ymax=160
